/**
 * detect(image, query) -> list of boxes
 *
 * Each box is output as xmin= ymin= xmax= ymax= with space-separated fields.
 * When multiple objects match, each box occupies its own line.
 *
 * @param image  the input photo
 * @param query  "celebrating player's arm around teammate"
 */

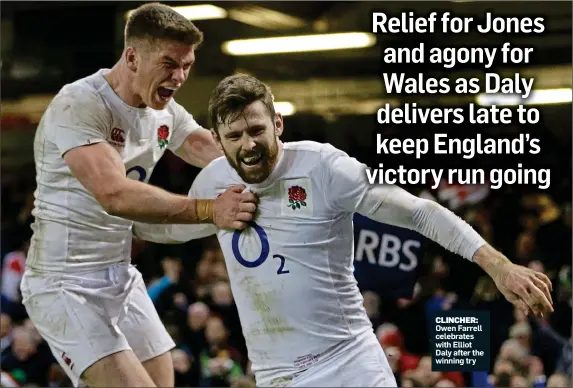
xmin=139 ymin=73 xmax=553 ymax=387
xmin=21 ymin=3 xmax=257 ymax=388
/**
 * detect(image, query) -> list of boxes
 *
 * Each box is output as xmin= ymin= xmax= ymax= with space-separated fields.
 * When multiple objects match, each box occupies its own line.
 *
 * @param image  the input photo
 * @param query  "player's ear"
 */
xmin=210 ymin=128 xmax=223 ymax=151
xmin=274 ymin=113 xmax=284 ymax=137
xmin=125 ymin=47 xmax=138 ymax=72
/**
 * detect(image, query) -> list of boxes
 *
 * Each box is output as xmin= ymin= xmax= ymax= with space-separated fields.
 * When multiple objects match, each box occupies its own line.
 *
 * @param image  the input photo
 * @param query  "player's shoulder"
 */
xmin=283 ymin=141 xmax=348 ymax=162
xmin=54 ymin=71 xmax=108 ymax=106
xmin=47 ymin=70 xmax=111 ymax=123
xmin=165 ymin=98 xmax=188 ymax=116
xmin=283 ymin=140 xmax=326 ymax=153
xmin=203 ymin=155 xmax=229 ymax=172
xmin=194 ymin=156 xmax=233 ymax=187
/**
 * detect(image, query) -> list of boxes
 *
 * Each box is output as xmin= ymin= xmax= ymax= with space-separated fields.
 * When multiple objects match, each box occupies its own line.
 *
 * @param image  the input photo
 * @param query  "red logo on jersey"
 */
xmin=157 ymin=125 xmax=170 ymax=149
xmin=109 ymin=127 xmax=125 ymax=147
xmin=287 ymin=185 xmax=307 ymax=210
xmin=61 ymin=352 xmax=74 ymax=370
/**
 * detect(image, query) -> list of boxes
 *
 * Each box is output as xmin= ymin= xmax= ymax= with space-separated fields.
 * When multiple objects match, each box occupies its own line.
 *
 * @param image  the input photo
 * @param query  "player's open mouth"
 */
xmin=240 ymin=152 xmax=263 ymax=166
xmin=157 ymin=86 xmax=176 ymax=101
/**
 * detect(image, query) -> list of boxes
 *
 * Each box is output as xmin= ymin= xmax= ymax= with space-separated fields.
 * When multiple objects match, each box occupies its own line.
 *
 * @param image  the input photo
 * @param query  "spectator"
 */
xmin=435 ymin=379 xmax=457 ymax=387
xmin=529 ymin=316 xmax=572 ymax=379
xmin=510 ymin=374 xmax=529 ymax=387
xmin=493 ymin=372 xmax=513 ymax=388
xmin=182 ymin=302 xmax=210 ymax=361
xmin=509 ymin=322 xmax=533 ymax=353
xmin=209 ymin=281 xmax=244 ymax=355
xmin=1 ymin=314 xmax=13 ymax=353
xmin=1 ymin=324 xmax=54 ymax=386
xmin=199 ymin=315 xmax=244 ymax=387
xmin=172 ymin=348 xmax=196 ymax=387
xmin=1 ymin=244 xmax=28 ymax=320
xmin=363 ymin=291 xmax=382 ymax=328
xmin=377 ymin=324 xmax=420 ymax=374
xmin=546 ymin=373 xmax=570 ymax=388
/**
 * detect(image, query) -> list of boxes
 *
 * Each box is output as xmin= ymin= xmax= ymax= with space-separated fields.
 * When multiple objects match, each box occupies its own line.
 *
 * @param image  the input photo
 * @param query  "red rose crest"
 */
xmin=157 ymin=125 xmax=170 ymax=149
xmin=287 ymin=185 xmax=307 ymax=210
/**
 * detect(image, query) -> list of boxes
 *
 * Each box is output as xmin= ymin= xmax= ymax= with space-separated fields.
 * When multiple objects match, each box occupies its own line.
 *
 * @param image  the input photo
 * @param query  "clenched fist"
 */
xmin=213 ymin=185 xmax=258 ymax=230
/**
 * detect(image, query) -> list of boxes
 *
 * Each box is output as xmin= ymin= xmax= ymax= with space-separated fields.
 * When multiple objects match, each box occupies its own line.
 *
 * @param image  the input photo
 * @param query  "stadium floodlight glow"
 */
xmin=274 ymin=102 xmax=296 ymax=116
xmin=221 ymin=32 xmax=377 ymax=56
xmin=125 ymin=5 xmax=227 ymax=21
xmin=476 ymin=88 xmax=572 ymax=106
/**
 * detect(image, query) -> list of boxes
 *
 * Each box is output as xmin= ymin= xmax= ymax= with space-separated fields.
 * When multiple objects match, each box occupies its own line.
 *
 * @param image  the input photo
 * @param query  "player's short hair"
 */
xmin=208 ymin=73 xmax=276 ymax=133
xmin=125 ymin=2 xmax=203 ymax=48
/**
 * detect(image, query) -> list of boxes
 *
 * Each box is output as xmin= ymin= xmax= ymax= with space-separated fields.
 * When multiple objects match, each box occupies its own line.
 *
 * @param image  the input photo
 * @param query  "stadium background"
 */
xmin=0 ymin=1 xmax=571 ymax=387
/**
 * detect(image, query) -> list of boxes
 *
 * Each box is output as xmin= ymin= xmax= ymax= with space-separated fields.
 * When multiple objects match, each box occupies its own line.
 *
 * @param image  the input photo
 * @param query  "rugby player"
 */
xmin=21 ymin=4 xmax=257 ymax=387
xmin=134 ymin=74 xmax=554 ymax=387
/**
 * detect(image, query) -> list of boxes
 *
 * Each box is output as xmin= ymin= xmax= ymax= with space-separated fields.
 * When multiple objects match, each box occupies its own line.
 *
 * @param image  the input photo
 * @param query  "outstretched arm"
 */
xmin=357 ymin=184 xmax=485 ymax=260
xmin=356 ymin=183 xmax=553 ymax=317
xmin=321 ymin=144 xmax=554 ymax=318
xmin=358 ymin=185 xmax=553 ymax=318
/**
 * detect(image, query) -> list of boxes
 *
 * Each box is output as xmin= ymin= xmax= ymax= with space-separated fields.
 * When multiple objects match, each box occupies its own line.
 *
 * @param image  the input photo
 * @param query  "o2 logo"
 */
xmin=126 ymin=166 xmax=147 ymax=182
xmin=231 ymin=222 xmax=289 ymax=275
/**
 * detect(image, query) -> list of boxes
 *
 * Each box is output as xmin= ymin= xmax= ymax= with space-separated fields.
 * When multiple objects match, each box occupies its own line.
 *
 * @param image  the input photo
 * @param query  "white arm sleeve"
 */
xmin=132 ymin=222 xmax=216 ymax=244
xmin=322 ymin=144 xmax=486 ymax=261
xmin=357 ymin=185 xmax=486 ymax=261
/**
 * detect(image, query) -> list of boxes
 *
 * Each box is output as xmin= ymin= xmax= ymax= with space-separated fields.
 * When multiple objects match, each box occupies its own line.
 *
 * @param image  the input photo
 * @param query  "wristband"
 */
xmin=196 ymin=199 xmax=214 ymax=223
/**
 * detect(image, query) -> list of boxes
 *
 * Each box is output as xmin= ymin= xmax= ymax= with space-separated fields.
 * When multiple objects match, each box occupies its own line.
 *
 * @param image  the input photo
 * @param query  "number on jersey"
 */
xmin=274 ymin=254 xmax=289 ymax=275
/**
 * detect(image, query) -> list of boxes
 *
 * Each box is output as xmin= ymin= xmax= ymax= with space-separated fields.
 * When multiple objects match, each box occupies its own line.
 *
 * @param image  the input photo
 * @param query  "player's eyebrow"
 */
xmin=246 ymin=124 xmax=266 ymax=132
xmin=223 ymin=119 xmax=266 ymax=139
xmin=162 ymin=55 xmax=194 ymax=68
xmin=224 ymin=129 xmax=242 ymax=138
xmin=162 ymin=55 xmax=177 ymax=64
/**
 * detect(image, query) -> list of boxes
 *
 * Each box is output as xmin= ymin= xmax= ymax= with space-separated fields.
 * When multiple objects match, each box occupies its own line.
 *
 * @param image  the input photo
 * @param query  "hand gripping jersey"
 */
xmin=189 ymin=141 xmax=376 ymax=385
xmin=27 ymin=69 xmax=201 ymax=273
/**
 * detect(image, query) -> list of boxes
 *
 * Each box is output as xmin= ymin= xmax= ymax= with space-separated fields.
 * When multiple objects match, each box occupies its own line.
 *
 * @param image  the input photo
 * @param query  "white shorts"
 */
xmin=20 ymin=263 xmax=175 ymax=387
xmin=284 ymin=331 xmax=397 ymax=387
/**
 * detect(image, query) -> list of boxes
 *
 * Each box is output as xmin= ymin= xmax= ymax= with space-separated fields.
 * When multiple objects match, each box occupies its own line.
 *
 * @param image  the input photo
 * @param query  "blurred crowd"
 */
xmin=1 ymin=116 xmax=571 ymax=388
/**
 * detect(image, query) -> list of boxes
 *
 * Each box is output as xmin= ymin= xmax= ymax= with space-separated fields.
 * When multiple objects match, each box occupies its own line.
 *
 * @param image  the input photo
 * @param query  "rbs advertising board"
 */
xmin=352 ymin=213 xmax=427 ymax=298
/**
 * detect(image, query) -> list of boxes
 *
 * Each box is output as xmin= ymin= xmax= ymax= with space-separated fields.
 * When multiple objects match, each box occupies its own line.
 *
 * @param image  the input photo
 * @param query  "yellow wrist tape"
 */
xmin=196 ymin=199 xmax=214 ymax=223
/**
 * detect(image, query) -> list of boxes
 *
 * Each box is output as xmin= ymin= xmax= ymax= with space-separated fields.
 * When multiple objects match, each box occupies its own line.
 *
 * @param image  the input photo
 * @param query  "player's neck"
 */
xmin=263 ymin=140 xmax=284 ymax=183
xmin=275 ymin=140 xmax=284 ymax=167
xmin=104 ymin=61 xmax=145 ymax=108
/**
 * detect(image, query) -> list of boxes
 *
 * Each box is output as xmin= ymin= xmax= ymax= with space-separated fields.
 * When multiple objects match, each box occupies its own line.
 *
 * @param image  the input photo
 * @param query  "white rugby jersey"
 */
xmin=189 ymin=141 xmax=375 ymax=385
xmin=27 ymin=69 xmax=201 ymax=273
